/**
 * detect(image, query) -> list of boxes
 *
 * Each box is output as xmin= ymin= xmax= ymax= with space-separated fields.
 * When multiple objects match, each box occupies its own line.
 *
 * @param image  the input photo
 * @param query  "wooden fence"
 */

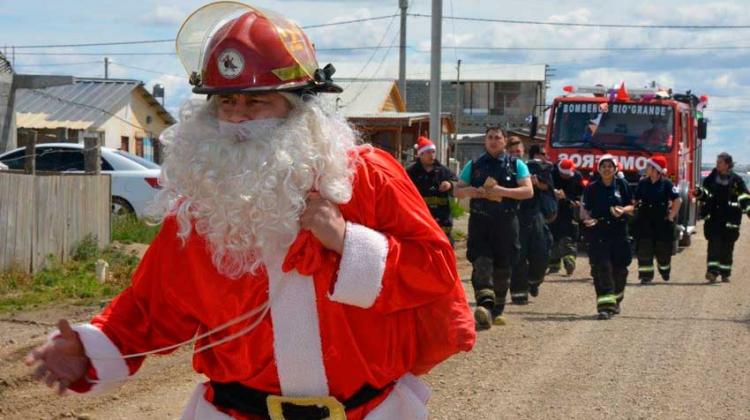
xmin=0 ymin=171 xmax=111 ymax=273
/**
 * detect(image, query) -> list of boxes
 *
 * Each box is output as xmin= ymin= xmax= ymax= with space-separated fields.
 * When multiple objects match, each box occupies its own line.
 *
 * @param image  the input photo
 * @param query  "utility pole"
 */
xmin=398 ymin=0 xmax=408 ymax=104
xmin=11 ymin=46 xmax=14 ymax=67
xmin=429 ymin=0 xmax=443 ymax=161
xmin=104 ymin=57 xmax=109 ymax=79
xmin=454 ymin=59 xmax=461 ymax=143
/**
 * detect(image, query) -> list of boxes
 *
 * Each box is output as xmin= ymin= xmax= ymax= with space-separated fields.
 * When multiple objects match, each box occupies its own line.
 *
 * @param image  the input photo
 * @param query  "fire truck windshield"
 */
xmin=550 ymin=102 xmax=674 ymax=152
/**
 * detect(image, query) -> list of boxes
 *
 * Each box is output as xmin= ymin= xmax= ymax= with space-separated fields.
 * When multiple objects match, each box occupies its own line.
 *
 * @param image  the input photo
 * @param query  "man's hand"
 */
xmin=555 ymin=189 xmax=566 ymax=200
xmin=583 ymin=218 xmax=598 ymax=227
xmin=610 ymin=206 xmax=625 ymax=218
xmin=300 ymin=192 xmax=346 ymax=254
xmin=24 ymin=319 xmax=88 ymax=395
xmin=438 ymin=181 xmax=452 ymax=192
xmin=459 ymin=186 xmax=483 ymax=199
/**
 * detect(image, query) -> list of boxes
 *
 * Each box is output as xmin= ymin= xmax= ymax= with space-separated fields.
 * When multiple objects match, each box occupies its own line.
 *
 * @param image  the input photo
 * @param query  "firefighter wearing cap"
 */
xmin=455 ymin=128 xmax=534 ymax=329
xmin=549 ymin=159 xmax=584 ymax=276
xmin=696 ymin=152 xmax=750 ymax=283
xmin=23 ymin=4 xmax=477 ymax=419
xmin=633 ymin=156 xmax=682 ymax=284
xmin=407 ymin=136 xmax=459 ymax=245
xmin=581 ymin=155 xmax=634 ymax=320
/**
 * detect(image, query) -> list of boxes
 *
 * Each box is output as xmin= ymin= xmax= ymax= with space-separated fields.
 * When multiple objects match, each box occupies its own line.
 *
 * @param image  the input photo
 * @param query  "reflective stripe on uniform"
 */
xmin=719 ymin=264 xmax=732 ymax=271
xmin=638 ymin=265 xmax=654 ymax=273
xmin=658 ymin=264 xmax=671 ymax=271
xmin=708 ymin=261 xmax=720 ymax=268
xmin=729 ymin=202 xmax=741 ymax=208
xmin=738 ymin=193 xmax=750 ymax=202
xmin=726 ymin=223 xmax=740 ymax=229
xmin=511 ymin=292 xmax=527 ymax=298
xmin=424 ymin=196 xmax=450 ymax=206
xmin=597 ymin=294 xmax=617 ymax=305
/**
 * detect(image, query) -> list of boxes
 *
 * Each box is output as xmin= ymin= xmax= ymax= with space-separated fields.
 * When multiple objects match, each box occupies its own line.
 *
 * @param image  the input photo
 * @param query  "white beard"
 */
xmin=151 ymin=96 xmax=358 ymax=278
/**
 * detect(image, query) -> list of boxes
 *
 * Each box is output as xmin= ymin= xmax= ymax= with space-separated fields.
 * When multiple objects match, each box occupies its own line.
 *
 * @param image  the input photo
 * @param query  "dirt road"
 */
xmin=2 ymin=220 xmax=749 ymax=419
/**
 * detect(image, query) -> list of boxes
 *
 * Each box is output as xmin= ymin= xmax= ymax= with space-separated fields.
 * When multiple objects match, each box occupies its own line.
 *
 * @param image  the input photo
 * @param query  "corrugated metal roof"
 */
xmin=335 ymin=63 xmax=547 ymax=82
xmin=16 ymin=78 xmax=144 ymax=130
xmin=320 ymin=79 xmax=397 ymax=117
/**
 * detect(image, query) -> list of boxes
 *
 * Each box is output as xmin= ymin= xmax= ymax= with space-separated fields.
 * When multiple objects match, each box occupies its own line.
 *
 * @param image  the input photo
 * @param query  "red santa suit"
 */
xmin=64 ymin=147 xmax=473 ymax=419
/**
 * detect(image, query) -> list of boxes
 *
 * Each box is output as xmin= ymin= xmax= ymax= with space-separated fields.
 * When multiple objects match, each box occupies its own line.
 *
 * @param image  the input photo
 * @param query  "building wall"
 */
xmin=405 ymin=80 xmax=545 ymax=134
xmin=100 ymin=91 xmax=172 ymax=156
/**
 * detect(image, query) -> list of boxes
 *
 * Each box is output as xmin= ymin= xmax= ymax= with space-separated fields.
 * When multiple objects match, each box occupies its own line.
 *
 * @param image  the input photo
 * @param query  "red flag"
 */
xmin=616 ymin=81 xmax=630 ymax=101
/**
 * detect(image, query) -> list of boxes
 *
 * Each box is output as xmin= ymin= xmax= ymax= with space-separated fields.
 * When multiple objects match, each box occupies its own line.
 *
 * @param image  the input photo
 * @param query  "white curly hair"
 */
xmin=150 ymin=94 xmax=359 ymax=278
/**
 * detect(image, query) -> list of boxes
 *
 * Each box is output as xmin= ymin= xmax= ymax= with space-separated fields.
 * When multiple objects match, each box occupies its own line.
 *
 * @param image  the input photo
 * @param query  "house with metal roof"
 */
xmin=15 ymin=78 xmax=175 ymax=161
xmin=336 ymin=63 xmax=547 ymax=136
xmin=323 ymin=78 xmax=453 ymax=163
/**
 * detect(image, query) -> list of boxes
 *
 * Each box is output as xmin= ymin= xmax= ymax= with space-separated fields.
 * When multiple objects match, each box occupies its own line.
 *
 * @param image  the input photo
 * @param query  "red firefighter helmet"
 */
xmin=176 ymin=2 xmax=341 ymax=95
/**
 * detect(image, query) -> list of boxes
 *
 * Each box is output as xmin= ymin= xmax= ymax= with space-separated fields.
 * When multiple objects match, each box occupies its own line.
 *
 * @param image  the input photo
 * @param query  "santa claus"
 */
xmin=25 ymin=3 xmax=474 ymax=419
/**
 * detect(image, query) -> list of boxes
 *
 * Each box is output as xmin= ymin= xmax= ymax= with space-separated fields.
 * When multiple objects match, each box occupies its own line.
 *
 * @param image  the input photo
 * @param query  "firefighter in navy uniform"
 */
xmin=549 ymin=158 xmax=584 ymax=276
xmin=455 ymin=128 xmax=533 ymax=329
xmin=581 ymin=155 xmax=635 ymax=320
xmin=508 ymin=141 xmax=557 ymax=303
xmin=407 ymin=136 xmax=459 ymax=245
xmin=633 ymin=156 xmax=682 ymax=284
xmin=696 ymin=152 xmax=750 ymax=283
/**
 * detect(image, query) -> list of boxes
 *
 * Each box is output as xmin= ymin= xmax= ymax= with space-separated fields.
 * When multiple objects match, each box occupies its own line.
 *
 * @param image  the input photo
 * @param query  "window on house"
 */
xmin=462 ymin=82 xmax=490 ymax=115
xmin=135 ymin=138 xmax=144 ymax=157
xmin=121 ymin=136 xmax=129 ymax=152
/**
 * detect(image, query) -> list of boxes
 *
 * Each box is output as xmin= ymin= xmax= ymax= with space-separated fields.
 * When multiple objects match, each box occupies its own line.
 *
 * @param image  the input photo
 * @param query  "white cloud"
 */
xmin=140 ymin=5 xmax=187 ymax=26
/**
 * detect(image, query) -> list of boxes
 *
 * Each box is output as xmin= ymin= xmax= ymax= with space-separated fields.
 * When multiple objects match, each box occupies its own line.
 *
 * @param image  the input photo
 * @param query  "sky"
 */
xmin=1 ymin=0 xmax=749 ymax=164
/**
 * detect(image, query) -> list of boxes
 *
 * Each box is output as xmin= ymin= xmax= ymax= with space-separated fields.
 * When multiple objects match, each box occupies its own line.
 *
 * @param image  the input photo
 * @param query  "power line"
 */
xmin=408 ymin=13 xmax=750 ymax=30
xmin=339 ymin=10 xmax=400 ymax=93
xmin=12 ymin=39 xmax=174 ymax=49
xmin=13 ymin=61 xmax=101 ymax=67
xmin=110 ymin=62 xmax=186 ymax=79
xmin=8 ymin=15 xmax=399 ymax=49
xmin=14 ymin=52 xmax=176 ymax=56
xmin=302 ymin=14 xmax=399 ymax=29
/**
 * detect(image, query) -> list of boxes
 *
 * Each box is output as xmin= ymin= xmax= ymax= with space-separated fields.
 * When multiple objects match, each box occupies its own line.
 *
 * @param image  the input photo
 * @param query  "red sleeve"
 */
xmin=75 ymin=218 xmax=201 ymax=390
xmin=332 ymin=148 xmax=460 ymax=314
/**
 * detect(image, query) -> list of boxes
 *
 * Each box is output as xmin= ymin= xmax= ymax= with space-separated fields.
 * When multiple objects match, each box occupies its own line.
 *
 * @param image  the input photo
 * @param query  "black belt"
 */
xmin=211 ymin=381 xmax=390 ymax=420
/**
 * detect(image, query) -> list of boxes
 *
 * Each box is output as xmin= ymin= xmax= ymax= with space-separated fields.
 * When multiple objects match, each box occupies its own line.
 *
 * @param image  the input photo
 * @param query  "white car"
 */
xmin=0 ymin=143 xmax=161 ymax=218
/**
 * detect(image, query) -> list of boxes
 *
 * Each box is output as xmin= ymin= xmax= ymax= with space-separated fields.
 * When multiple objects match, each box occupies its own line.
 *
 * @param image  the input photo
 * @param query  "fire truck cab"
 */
xmin=543 ymin=83 xmax=709 ymax=247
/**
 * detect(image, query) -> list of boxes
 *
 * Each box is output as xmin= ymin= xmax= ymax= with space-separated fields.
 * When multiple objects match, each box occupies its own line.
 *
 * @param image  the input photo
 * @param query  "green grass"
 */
xmin=112 ymin=214 xmax=161 ymax=244
xmin=0 ymin=236 xmax=143 ymax=313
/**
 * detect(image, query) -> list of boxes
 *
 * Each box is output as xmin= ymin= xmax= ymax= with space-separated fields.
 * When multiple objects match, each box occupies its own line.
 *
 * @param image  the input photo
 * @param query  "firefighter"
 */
xmin=407 ymin=136 xmax=459 ymax=245
xmin=633 ymin=156 xmax=682 ymax=284
xmin=696 ymin=152 xmax=750 ymax=283
xmin=581 ymin=155 xmax=634 ymax=320
xmin=455 ymin=127 xmax=533 ymax=329
xmin=508 ymin=141 xmax=556 ymax=303
xmin=549 ymin=159 xmax=584 ymax=276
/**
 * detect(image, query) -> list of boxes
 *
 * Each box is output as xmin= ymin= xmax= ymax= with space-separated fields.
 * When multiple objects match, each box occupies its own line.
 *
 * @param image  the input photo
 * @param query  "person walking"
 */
xmin=633 ymin=156 xmax=682 ymax=284
xmin=407 ymin=136 xmax=459 ymax=245
xmin=696 ymin=152 xmax=750 ymax=283
xmin=581 ymin=155 xmax=634 ymax=320
xmin=509 ymin=141 xmax=556 ymax=303
xmin=549 ymin=159 xmax=584 ymax=276
xmin=455 ymin=128 xmax=533 ymax=329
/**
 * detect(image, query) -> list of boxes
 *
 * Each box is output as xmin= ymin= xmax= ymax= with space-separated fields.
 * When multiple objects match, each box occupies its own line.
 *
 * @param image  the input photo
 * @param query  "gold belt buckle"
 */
xmin=266 ymin=395 xmax=347 ymax=420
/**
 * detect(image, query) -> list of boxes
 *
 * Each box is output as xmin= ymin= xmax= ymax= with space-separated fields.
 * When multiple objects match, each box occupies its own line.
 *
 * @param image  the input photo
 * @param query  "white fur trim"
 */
xmin=181 ymin=383 xmax=233 ymax=420
xmin=417 ymin=144 xmax=436 ymax=155
xmin=69 ymin=323 xmax=130 ymax=395
xmin=365 ymin=374 xmax=431 ymax=420
xmin=266 ymin=255 xmax=329 ymax=396
xmin=329 ymin=222 xmax=388 ymax=308
xmin=646 ymin=158 xmax=666 ymax=174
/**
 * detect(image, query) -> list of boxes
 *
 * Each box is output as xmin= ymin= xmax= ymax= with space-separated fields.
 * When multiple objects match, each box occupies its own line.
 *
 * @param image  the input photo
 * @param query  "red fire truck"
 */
xmin=541 ymin=83 xmax=708 ymax=247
